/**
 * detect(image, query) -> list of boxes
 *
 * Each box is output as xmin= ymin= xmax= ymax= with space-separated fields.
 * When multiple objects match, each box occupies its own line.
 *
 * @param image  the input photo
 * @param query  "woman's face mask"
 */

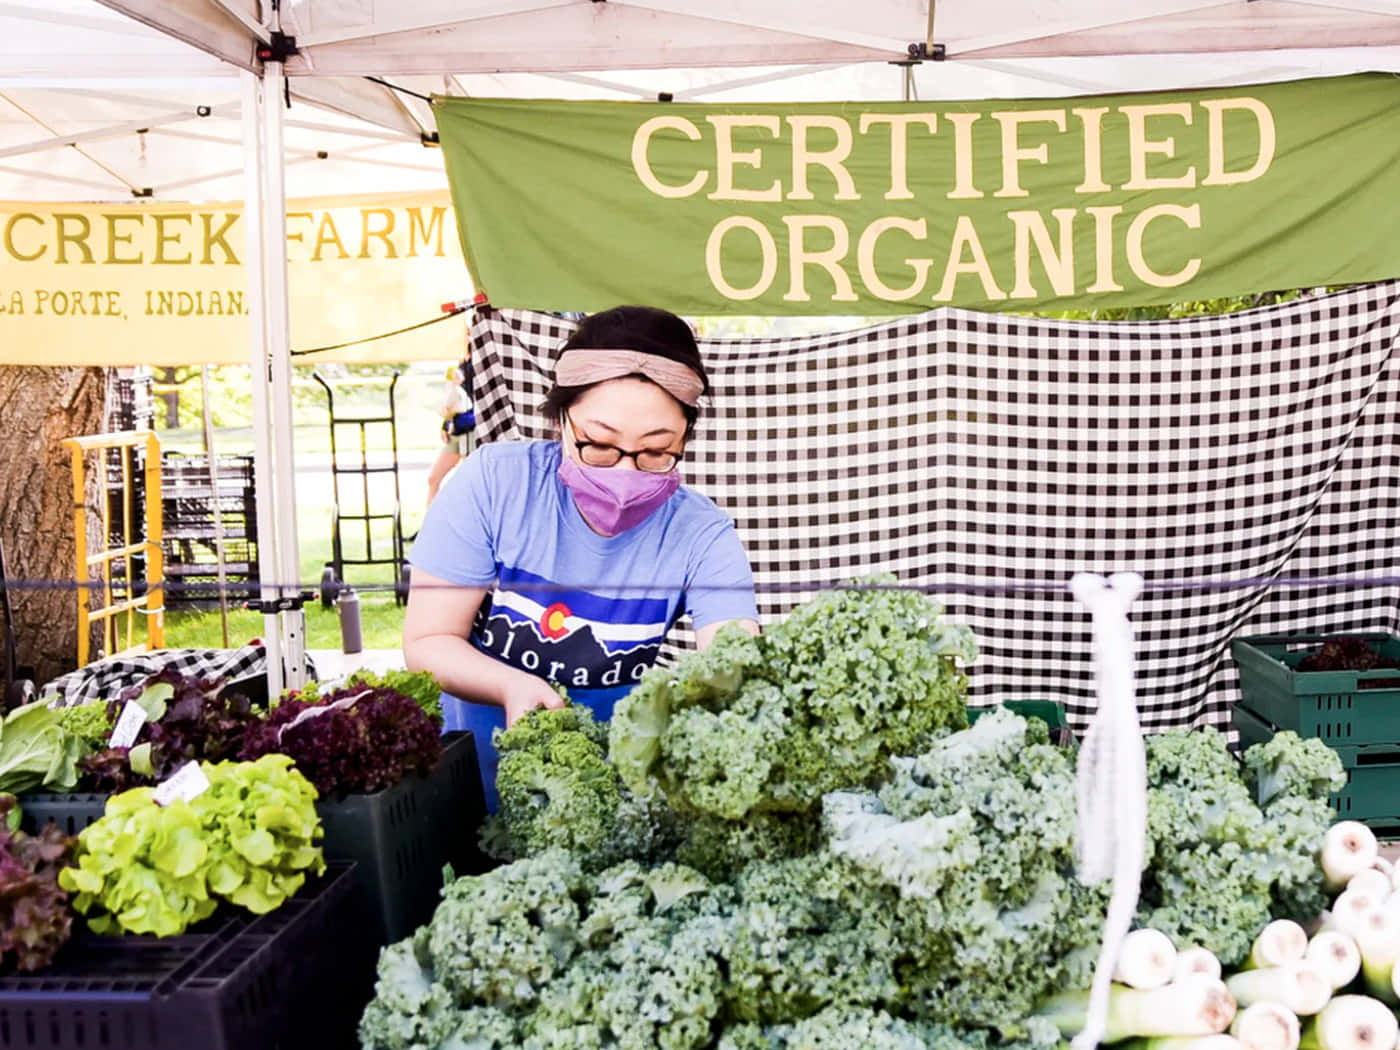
xmin=557 ymin=454 xmax=680 ymax=536
xmin=556 ymin=380 xmax=687 ymax=535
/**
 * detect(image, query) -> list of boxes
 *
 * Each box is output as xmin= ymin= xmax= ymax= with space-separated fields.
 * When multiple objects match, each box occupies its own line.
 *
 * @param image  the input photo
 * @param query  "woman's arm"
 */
xmin=424 ymin=446 xmax=463 ymax=505
xmin=403 ymin=568 xmax=564 ymax=725
xmin=694 ymin=618 xmax=760 ymax=649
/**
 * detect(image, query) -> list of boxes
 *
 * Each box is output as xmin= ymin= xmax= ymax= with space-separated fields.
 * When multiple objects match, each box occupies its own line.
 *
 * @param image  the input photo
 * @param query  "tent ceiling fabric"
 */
xmin=91 ymin=0 xmax=1400 ymax=74
xmin=2 ymin=0 xmax=1400 ymax=202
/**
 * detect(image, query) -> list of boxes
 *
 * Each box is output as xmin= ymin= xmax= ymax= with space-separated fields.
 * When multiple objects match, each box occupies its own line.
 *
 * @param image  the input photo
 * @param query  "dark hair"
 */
xmin=541 ymin=305 xmax=709 ymax=437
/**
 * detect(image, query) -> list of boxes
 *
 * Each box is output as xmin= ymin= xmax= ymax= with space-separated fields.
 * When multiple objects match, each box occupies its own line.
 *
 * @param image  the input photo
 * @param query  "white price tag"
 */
xmin=153 ymin=761 xmax=211 ymax=806
xmin=276 ymin=690 xmax=369 ymax=744
xmin=109 ymin=700 xmax=148 ymax=749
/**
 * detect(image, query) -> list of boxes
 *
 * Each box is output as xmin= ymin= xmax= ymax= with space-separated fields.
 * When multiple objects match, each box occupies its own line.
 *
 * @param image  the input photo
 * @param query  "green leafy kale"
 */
xmin=610 ymin=579 xmax=976 ymax=825
xmin=1137 ymin=728 xmax=1340 ymax=966
xmin=482 ymin=705 xmax=625 ymax=866
xmin=820 ymin=708 xmax=1103 ymax=1031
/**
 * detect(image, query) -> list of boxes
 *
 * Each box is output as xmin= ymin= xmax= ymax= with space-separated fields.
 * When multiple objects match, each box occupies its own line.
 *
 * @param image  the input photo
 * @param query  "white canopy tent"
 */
xmin=5 ymin=0 xmax=1400 ymax=693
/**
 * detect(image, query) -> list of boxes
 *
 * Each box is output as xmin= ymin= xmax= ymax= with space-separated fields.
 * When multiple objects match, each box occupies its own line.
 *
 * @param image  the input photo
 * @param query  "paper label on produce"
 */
xmin=109 ymin=701 xmax=148 ymax=749
xmin=276 ymin=689 xmax=369 ymax=744
xmin=153 ymin=761 xmax=211 ymax=806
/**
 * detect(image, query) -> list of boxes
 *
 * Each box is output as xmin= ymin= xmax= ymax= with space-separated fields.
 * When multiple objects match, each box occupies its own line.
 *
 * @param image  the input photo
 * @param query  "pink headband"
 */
xmin=554 ymin=348 xmax=705 ymax=407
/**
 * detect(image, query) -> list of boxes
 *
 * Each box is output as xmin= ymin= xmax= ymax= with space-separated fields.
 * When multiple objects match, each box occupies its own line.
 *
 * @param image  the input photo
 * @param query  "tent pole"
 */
xmin=241 ymin=69 xmax=284 ymax=696
xmin=259 ymin=56 xmax=308 ymax=689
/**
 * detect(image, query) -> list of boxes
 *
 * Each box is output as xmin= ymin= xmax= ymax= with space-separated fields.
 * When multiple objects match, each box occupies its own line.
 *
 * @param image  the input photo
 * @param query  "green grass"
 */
xmin=164 ymin=592 xmax=406 ymax=651
xmin=160 ymin=424 xmax=441 ymax=457
xmin=162 ymin=499 xmax=410 ymax=651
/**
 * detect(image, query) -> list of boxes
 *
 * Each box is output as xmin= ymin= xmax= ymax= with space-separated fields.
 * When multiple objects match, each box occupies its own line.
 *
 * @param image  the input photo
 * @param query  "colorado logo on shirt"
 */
xmin=471 ymin=567 xmax=675 ymax=692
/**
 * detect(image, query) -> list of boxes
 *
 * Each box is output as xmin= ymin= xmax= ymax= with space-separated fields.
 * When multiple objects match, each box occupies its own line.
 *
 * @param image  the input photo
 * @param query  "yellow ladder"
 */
xmin=63 ymin=432 xmax=165 ymax=665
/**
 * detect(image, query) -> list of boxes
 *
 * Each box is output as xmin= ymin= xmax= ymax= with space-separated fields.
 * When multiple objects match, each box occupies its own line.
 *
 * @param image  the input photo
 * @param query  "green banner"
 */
xmin=434 ymin=74 xmax=1400 ymax=315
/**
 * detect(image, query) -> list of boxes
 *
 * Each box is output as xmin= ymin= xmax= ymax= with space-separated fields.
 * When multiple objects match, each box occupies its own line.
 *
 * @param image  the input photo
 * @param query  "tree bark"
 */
xmin=0 ymin=366 xmax=108 ymax=688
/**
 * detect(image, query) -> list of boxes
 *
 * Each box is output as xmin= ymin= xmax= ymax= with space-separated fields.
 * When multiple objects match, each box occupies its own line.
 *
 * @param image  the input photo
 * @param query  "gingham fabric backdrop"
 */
xmin=467 ymin=282 xmax=1400 ymax=734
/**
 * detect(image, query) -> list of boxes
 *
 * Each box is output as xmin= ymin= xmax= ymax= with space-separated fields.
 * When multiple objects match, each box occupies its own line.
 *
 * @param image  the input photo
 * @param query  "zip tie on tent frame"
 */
xmin=11 ymin=572 xmax=1400 ymax=598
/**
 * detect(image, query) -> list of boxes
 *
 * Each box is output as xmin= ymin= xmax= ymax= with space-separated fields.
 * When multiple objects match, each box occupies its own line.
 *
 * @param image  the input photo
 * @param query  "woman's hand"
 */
xmin=501 ymin=674 xmax=567 ymax=727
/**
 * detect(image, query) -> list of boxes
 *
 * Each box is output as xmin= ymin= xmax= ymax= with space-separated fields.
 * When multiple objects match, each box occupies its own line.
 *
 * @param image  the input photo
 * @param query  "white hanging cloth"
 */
xmin=1070 ymin=571 xmax=1148 ymax=1050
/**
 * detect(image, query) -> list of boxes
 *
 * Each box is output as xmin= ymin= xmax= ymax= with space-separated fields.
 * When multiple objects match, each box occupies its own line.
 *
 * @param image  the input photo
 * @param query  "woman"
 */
xmin=404 ymin=305 xmax=760 ymax=808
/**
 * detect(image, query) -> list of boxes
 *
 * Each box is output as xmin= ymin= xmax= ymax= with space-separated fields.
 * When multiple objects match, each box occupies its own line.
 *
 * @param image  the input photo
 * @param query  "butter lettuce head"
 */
xmin=61 ymin=755 xmax=325 ymax=936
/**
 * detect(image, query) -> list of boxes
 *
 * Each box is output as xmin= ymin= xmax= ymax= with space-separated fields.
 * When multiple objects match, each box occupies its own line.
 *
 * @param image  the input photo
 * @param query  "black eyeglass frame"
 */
xmin=563 ymin=413 xmax=684 ymax=474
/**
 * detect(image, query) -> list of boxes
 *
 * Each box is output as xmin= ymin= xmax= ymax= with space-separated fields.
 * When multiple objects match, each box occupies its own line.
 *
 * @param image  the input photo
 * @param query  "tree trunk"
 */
xmin=0 ymin=366 xmax=108 ymax=688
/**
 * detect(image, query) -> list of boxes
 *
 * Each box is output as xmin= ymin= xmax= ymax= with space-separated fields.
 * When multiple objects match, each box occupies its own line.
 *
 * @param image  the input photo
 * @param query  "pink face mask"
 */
xmin=558 ymin=455 xmax=680 ymax=536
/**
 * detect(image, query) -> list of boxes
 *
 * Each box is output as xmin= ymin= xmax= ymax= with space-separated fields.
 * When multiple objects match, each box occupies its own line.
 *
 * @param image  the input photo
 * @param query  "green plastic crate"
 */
xmin=1231 ymin=633 xmax=1400 ymax=748
xmin=967 ymin=701 xmax=1073 ymax=746
xmin=1231 ymin=703 xmax=1400 ymax=832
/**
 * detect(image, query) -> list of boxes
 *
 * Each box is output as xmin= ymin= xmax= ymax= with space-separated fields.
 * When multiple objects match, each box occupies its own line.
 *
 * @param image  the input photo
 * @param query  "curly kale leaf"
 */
xmin=819 ymin=709 xmax=1099 ymax=1030
xmin=426 ymin=850 xmax=590 ymax=1011
xmin=610 ymin=579 xmax=975 ymax=828
xmin=1139 ymin=728 xmax=1337 ymax=966
xmin=1242 ymin=731 xmax=1347 ymax=808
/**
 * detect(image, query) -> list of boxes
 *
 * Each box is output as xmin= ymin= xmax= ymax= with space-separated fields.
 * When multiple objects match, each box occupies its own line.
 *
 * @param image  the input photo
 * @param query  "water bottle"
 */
xmin=337 ymin=585 xmax=363 ymax=655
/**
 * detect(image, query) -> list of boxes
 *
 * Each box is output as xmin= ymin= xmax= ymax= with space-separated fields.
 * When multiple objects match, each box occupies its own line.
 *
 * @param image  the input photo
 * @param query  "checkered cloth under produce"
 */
xmin=39 ymin=643 xmax=316 ymax=708
xmin=466 ymin=282 xmax=1400 ymax=734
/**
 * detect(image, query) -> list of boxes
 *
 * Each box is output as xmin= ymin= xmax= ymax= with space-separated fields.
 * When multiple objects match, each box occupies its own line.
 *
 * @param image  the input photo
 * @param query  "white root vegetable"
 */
xmin=1174 ymin=947 xmax=1225 ymax=983
xmin=1331 ymin=890 xmax=1385 ymax=940
xmin=1323 ymin=823 xmax=1381 ymax=895
xmin=1246 ymin=921 xmax=1311 ymax=970
xmin=1034 ymin=977 xmax=1238 ymax=1041
xmin=1298 ymin=995 xmax=1399 ymax=1050
xmin=1352 ymin=907 xmax=1400 ymax=1006
xmin=1346 ymin=868 xmax=1392 ymax=903
xmin=1115 ymin=928 xmax=1181 ymax=990
xmin=1225 ymin=963 xmax=1332 ymax=1017
xmin=1230 ymin=1001 xmax=1302 ymax=1050
xmin=1121 ymin=1037 xmax=1245 ymax=1050
xmin=1306 ymin=930 xmax=1363 ymax=991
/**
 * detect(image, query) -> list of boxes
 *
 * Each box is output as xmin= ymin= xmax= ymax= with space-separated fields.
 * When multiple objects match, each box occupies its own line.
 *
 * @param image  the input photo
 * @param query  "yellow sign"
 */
xmin=0 ymin=191 xmax=470 ymax=365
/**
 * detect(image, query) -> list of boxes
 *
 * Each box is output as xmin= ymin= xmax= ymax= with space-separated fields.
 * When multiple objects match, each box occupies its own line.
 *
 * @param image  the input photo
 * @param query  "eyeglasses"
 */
xmin=565 ymin=413 xmax=682 ymax=473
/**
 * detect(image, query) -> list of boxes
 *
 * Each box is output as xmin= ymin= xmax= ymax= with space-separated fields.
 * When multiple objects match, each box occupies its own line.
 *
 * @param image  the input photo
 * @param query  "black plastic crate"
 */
xmin=107 ymin=373 xmax=155 ymax=433
xmin=19 ymin=732 xmax=488 ymax=946
xmin=160 ymin=453 xmax=260 ymax=611
xmin=319 ymin=730 xmax=487 ymax=944
xmin=0 ymin=863 xmax=374 ymax=1050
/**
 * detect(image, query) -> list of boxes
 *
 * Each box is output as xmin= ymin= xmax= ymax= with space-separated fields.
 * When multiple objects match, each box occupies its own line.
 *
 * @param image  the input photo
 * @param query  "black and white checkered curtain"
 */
xmin=468 ymin=283 xmax=1400 ymax=734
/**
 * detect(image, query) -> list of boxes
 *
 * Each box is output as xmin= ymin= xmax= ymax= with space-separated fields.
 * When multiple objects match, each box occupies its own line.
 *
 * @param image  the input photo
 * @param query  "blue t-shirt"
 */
xmin=409 ymin=439 xmax=757 ymax=807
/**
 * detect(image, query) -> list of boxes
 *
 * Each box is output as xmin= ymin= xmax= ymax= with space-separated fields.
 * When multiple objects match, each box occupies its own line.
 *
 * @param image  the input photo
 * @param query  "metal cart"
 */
xmin=313 ymin=372 xmax=410 ymax=609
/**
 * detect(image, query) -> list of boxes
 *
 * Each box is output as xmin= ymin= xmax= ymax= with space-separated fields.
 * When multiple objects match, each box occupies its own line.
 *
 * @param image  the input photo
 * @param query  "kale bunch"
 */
xmin=610 ymin=579 xmax=976 ymax=827
xmin=240 ymin=685 xmax=442 ymax=797
xmin=1137 ymin=727 xmax=1344 ymax=966
xmin=359 ymin=851 xmax=733 ymax=1050
xmin=483 ymin=705 xmax=685 ymax=872
xmin=819 ymin=708 xmax=1102 ymax=1031
xmin=719 ymin=1010 xmax=1021 ymax=1050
